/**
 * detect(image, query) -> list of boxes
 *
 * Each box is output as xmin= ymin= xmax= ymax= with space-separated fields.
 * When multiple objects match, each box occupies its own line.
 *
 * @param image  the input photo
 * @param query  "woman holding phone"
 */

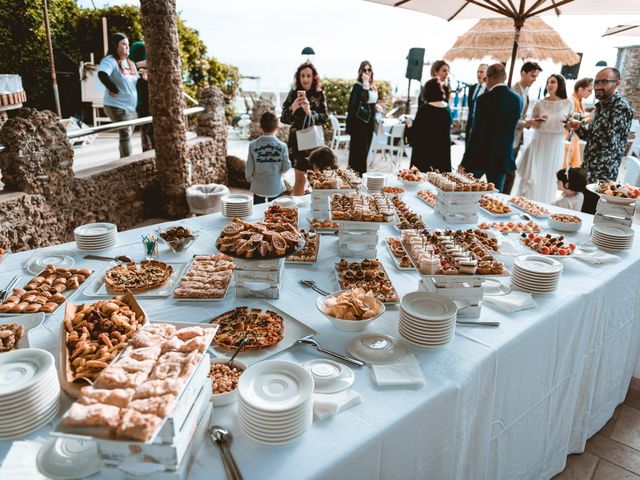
xmin=345 ymin=60 xmax=378 ymax=174
xmin=515 ymin=74 xmax=573 ymax=204
xmin=281 ymin=62 xmax=328 ymax=196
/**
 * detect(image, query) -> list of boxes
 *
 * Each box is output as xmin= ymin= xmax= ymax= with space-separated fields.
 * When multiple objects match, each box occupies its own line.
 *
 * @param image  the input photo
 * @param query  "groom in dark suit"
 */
xmin=459 ymin=63 xmax=522 ymax=192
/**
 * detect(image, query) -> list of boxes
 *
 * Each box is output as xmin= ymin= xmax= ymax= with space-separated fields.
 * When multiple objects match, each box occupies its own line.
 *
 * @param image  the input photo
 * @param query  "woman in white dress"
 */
xmin=515 ymin=74 xmax=573 ymax=204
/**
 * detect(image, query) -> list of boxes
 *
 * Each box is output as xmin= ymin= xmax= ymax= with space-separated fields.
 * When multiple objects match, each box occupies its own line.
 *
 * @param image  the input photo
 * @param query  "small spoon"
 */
xmin=227 ymin=333 xmax=248 ymax=367
xmin=210 ymin=426 xmax=243 ymax=480
xmin=83 ymin=254 xmax=133 ymax=262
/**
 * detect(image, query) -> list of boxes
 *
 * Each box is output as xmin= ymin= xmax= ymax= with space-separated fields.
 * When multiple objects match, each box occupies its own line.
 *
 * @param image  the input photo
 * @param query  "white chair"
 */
xmin=369 ymin=123 xmax=408 ymax=170
xmin=91 ymin=102 xmax=112 ymax=126
xmin=329 ymin=114 xmax=350 ymax=150
xmin=623 ymin=156 xmax=640 ymax=186
xmin=628 ymin=120 xmax=640 ymax=158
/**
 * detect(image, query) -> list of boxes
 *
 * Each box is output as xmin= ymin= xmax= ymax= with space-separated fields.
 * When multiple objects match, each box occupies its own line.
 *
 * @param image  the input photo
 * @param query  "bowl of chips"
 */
xmin=316 ymin=288 xmax=385 ymax=332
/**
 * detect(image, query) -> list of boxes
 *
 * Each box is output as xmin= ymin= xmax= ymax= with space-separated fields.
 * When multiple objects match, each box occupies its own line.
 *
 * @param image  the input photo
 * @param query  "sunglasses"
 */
xmin=593 ymin=79 xmax=617 ymax=86
xmin=363 ymin=68 xmax=372 ymax=72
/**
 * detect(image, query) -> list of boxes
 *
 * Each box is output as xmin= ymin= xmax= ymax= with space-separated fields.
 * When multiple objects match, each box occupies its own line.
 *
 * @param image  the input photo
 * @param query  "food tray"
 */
xmin=0 ymin=312 xmax=45 ymax=350
xmin=430 ymin=183 xmax=497 ymax=197
xmin=334 ymin=261 xmax=400 ymax=304
xmin=384 ymin=238 xmax=414 ymax=271
xmin=508 ymin=201 xmax=549 ymax=219
xmin=82 ymin=262 xmax=187 ymax=298
xmin=286 ymin=232 xmax=320 ymax=264
xmin=587 ymin=183 xmax=639 ymax=205
xmin=207 ymin=302 xmax=316 ymax=367
xmin=479 ymin=206 xmax=514 ymax=218
xmin=307 ymin=217 xmax=339 ymax=234
xmin=216 ymin=237 xmax=305 ymax=260
xmin=416 ymin=192 xmax=436 ymax=208
xmin=58 ymin=290 xmax=148 ymax=399
xmin=0 ymin=268 xmax=94 ymax=316
xmin=329 ymin=194 xmax=399 ymax=226
xmin=173 ymin=256 xmax=233 ymax=302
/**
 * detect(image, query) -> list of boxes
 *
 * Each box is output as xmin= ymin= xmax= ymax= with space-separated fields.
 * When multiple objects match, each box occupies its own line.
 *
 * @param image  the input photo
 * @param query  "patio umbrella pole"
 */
xmin=406 ymin=78 xmax=411 ymax=116
xmin=507 ymin=18 xmax=524 ymax=87
xmin=43 ymin=0 xmax=61 ymax=117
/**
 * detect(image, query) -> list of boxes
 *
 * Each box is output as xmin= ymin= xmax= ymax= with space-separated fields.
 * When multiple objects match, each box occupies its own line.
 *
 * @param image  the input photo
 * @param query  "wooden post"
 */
xmin=507 ymin=17 xmax=525 ymax=87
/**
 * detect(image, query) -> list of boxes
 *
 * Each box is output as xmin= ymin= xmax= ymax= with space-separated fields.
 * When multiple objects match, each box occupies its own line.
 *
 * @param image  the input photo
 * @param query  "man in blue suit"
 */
xmin=459 ymin=63 xmax=522 ymax=192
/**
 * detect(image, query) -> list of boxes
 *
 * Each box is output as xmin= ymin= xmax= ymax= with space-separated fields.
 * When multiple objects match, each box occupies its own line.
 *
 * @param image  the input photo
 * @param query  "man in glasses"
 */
xmin=567 ymin=67 xmax=633 ymax=213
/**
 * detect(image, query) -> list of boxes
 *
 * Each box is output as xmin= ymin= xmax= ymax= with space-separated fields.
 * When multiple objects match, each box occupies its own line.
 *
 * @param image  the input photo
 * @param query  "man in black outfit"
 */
xmin=459 ymin=64 xmax=522 ymax=193
xmin=465 ymin=63 xmax=488 ymax=146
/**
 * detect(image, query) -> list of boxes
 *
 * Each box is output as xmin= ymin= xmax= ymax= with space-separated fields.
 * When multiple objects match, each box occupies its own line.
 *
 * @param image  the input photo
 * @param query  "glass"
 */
xmin=141 ymin=233 xmax=158 ymax=260
xmin=593 ymin=79 xmax=617 ymax=86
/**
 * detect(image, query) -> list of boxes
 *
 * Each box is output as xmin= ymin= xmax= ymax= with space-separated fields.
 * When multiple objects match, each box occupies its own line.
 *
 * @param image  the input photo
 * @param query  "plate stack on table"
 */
xmin=511 ymin=255 xmax=563 ymax=293
xmin=74 ymin=223 xmax=118 ymax=251
xmin=398 ymin=293 xmax=458 ymax=348
xmin=0 ymin=349 xmax=60 ymax=439
xmin=237 ymin=360 xmax=314 ymax=445
xmin=590 ymin=224 xmax=635 ymax=252
xmin=363 ymin=172 xmax=386 ymax=192
xmin=221 ymin=194 xmax=253 ymax=218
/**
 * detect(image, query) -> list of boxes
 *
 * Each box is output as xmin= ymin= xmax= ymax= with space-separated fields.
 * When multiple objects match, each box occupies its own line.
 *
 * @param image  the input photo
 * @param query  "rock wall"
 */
xmin=617 ymin=45 xmax=640 ymax=119
xmin=249 ymin=96 xmax=290 ymax=144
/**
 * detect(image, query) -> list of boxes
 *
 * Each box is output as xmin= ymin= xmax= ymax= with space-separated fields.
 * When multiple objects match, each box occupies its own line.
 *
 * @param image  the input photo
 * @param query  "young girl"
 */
xmin=553 ymin=167 xmax=587 ymax=211
xmin=308 ymin=147 xmax=339 ymax=171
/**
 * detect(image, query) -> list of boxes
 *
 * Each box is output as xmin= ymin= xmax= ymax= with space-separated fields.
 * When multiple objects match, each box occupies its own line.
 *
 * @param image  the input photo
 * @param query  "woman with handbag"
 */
xmin=281 ymin=62 xmax=329 ymax=196
xmin=345 ymin=61 xmax=378 ymax=174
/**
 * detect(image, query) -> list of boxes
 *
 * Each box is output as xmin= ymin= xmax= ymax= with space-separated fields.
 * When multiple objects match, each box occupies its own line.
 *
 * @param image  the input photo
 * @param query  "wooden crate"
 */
xmin=234 ymin=258 xmax=285 ymax=296
xmin=419 ymin=277 xmax=483 ymax=318
xmin=311 ymin=188 xmax=353 ymax=213
xmin=594 ymin=199 xmax=636 ymax=228
xmin=435 ymin=192 xmax=480 ymax=224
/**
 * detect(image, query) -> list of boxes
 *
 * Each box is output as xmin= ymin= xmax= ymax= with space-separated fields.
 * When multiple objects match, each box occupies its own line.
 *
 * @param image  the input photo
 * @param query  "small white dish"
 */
xmin=316 ymin=292 xmax=385 ymax=332
xmin=0 ymin=349 xmax=54 ymax=397
xmin=400 ymin=292 xmax=457 ymax=321
xmin=0 ymin=312 xmax=45 ymax=349
xmin=273 ymin=196 xmax=298 ymax=208
xmin=481 ymin=278 xmax=511 ymax=296
xmin=346 ymin=333 xmax=407 ymax=365
xmin=36 ymin=437 xmax=101 ymax=480
xmin=514 ymin=255 xmax=563 ymax=274
xmin=210 ymin=357 xmax=246 ymax=406
xmin=73 ymin=222 xmax=116 ymax=237
xmin=25 ymin=252 xmax=75 ymax=275
xmin=302 ymin=359 xmax=354 ymax=394
xmin=547 ymin=215 xmax=582 ymax=232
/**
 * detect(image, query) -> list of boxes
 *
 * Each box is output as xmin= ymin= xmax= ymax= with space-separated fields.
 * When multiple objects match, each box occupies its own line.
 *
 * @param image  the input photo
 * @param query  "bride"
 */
xmin=515 ymin=74 xmax=573 ymax=204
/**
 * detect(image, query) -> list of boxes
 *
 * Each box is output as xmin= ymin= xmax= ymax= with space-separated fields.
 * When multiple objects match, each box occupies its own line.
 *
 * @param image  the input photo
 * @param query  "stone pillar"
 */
xmin=140 ymin=0 xmax=190 ymax=218
xmin=617 ymin=45 xmax=640 ymax=119
xmin=0 ymin=108 xmax=73 ymax=197
xmin=249 ymin=96 xmax=289 ymax=144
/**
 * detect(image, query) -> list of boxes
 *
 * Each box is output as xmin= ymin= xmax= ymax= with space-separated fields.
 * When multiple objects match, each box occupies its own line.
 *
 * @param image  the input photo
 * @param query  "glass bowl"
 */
xmin=157 ymin=226 xmax=199 ymax=252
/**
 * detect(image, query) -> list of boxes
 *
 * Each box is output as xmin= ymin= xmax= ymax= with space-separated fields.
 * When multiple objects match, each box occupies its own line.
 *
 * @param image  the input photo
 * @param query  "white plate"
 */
xmin=222 ymin=194 xmax=253 ymax=204
xmin=302 ymin=359 xmax=355 ymax=394
xmin=239 ymin=411 xmax=312 ymax=437
xmin=0 ymin=312 xmax=45 ymax=350
xmin=514 ymin=255 xmax=563 ymax=274
xmin=0 ymin=349 xmax=55 ymax=397
xmin=0 ymin=392 xmax=59 ymax=428
xmin=512 ymin=266 xmax=561 ymax=279
xmin=398 ymin=324 xmax=455 ymax=341
xmin=586 ymin=183 xmax=639 ymax=205
xmin=0 ymin=400 xmax=59 ymax=440
xmin=592 ymin=224 xmax=635 ymax=238
xmin=591 ymin=235 xmax=633 ymax=246
xmin=73 ymin=223 xmax=116 ymax=237
xmin=238 ymin=402 xmax=311 ymax=427
xmin=398 ymin=328 xmax=454 ymax=347
xmin=481 ymin=278 xmax=511 ymax=296
xmin=238 ymin=396 xmax=312 ymax=420
xmin=346 ymin=333 xmax=407 ymax=365
xmin=24 ymin=252 xmax=75 ymax=275
xmin=75 ymin=232 xmax=118 ymax=243
xmin=479 ymin=206 xmax=514 ymax=218
xmin=508 ymin=202 xmax=549 ymax=219
xmin=238 ymin=360 xmax=313 ymax=413
xmin=385 ymin=239 xmax=413 ymax=271
xmin=82 ymin=262 xmax=187 ymax=298
xmin=36 ymin=437 xmax=102 ymax=480
xmin=400 ymin=292 xmax=458 ymax=321
xmin=0 ymin=377 xmax=58 ymax=414
xmin=240 ymin=416 xmax=311 ymax=445
xmin=511 ymin=274 xmax=559 ymax=288
xmin=399 ymin=312 xmax=456 ymax=330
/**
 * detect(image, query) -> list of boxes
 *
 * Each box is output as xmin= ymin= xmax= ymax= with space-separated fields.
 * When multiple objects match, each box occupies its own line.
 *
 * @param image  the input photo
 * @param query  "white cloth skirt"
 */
xmin=516 ymin=131 xmax=565 ymax=204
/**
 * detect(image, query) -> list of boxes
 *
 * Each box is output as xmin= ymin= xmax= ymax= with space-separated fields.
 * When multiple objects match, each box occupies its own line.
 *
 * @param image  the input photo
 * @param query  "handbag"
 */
xmin=296 ymin=114 xmax=325 ymax=151
xmin=356 ymin=102 xmax=371 ymax=123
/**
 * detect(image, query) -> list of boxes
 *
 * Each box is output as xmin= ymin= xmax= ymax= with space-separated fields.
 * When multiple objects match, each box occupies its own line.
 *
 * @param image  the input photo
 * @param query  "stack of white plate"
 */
xmin=398 ymin=292 xmax=458 ymax=348
xmin=363 ymin=172 xmax=386 ymax=192
xmin=74 ymin=223 xmax=118 ymax=251
xmin=237 ymin=360 xmax=313 ymax=445
xmin=511 ymin=255 xmax=563 ymax=293
xmin=591 ymin=224 xmax=635 ymax=252
xmin=221 ymin=194 xmax=253 ymax=218
xmin=0 ymin=349 xmax=60 ymax=439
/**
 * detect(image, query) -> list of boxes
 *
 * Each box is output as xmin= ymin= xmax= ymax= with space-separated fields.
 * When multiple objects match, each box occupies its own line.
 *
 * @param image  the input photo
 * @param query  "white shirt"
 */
xmin=552 ymin=192 xmax=584 ymax=211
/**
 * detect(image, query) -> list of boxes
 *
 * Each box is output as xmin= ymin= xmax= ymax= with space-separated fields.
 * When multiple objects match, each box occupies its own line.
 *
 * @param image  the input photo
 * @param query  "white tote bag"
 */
xmin=296 ymin=114 xmax=325 ymax=151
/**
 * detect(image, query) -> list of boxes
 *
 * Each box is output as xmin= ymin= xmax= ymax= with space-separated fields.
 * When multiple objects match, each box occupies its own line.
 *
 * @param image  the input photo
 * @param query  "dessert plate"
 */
xmin=25 ymin=252 xmax=75 ymax=275
xmin=346 ymin=333 xmax=407 ymax=365
xmin=302 ymin=359 xmax=355 ymax=394
xmin=36 ymin=437 xmax=102 ymax=480
xmin=401 ymin=292 xmax=457 ymax=321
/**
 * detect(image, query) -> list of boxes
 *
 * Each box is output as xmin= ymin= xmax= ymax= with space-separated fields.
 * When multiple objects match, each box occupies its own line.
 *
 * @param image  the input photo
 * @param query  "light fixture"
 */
xmin=301 ymin=47 xmax=315 ymax=63
xmin=595 ymin=60 xmax=608 ymax=67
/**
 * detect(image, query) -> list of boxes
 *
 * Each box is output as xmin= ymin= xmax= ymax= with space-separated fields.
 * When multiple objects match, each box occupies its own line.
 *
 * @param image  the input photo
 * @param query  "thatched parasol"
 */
xmin=603 ymin=24 xmax=640 ymax=37
xmin=444 ymin=17 xmax=581 ymax=66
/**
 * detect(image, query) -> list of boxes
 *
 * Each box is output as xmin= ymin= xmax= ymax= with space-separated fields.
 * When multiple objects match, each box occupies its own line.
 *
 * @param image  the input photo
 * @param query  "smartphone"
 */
xmin=297 ymin=90 xmax=306 ymax=98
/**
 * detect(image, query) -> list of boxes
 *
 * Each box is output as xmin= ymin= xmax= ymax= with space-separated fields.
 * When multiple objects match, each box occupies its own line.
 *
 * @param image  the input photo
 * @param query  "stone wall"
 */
xmin=617 ymin=45 xmax=640 ymax=119
xmin=0 ymin=89 xmax=228 ymax=253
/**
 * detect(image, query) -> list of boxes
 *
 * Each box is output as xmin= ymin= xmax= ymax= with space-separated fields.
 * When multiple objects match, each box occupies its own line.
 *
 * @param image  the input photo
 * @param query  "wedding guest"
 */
xmin=346 ymin=61 xmax=378 ymax=174
xmin=553 ymin=168 xmax=587 ymax=211
xmin=308 ymin=146 xmax=339 ymax=171
xmin=515 ymin=74 xmax=573 ymax=204
xmin=562 ymin=77 xmax=593 ymax=168
xmin=430 ymin=60 xmax=451 ymax=101
xmin=567 ymin=68 xmax=633 ymax=214
xmin=504 ymin=61 xmax=543 ymax=194
xmin=465 ymin=63 xmax=488 ymax=145
xmin=459 ymin=64 xmax=521 ymax=192
xmin=97 ymin=33 xmax=139 ymax=158
xmin=129 ymin=41 xmax=153 ymax=151
xmin=281 ymin=62 xmax=328 ymax=196
xmin=405 ymin=78 xmax=451 ymax=172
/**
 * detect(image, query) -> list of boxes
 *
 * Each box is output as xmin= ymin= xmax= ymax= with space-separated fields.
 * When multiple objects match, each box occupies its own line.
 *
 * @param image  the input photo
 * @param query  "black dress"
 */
xmin=406 ymin=104 xmax=452 ymax=172
xmin=345 ymin=82 xmax=375 ymax=174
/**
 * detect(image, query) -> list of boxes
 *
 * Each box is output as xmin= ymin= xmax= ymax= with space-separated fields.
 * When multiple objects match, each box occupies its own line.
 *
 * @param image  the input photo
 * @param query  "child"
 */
xmin=553 ymin=167 xmax=587 ymax=211
xmin=308 ymin=146 xmax=339 ymax=171
xmin=245 ymin=112 xmax=291 ymax=204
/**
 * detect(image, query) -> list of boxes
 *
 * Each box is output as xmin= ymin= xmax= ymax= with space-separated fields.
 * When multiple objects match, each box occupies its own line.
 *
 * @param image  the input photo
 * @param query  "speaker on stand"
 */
xmin=405 ymin=48 xmax=425 ymax=115
xmin=561 ymin=53 xmax=583 ymax=80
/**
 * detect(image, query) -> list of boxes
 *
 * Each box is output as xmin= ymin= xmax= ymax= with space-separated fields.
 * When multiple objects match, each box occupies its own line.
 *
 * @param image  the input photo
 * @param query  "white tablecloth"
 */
xmin=1 ymin=184 xmax=639 ymax=480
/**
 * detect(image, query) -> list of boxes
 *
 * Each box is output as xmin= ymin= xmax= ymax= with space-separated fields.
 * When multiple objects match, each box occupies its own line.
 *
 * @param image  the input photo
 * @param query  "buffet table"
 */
xmin=1 ymin=185 xmax=639 ymax=480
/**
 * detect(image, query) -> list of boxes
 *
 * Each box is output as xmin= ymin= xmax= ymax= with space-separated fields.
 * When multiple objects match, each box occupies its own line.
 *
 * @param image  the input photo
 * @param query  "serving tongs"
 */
xmin=0 ymin=275 xmax=21 ymax=303
xmin=295 ymin=334 xmax=364 ymax=367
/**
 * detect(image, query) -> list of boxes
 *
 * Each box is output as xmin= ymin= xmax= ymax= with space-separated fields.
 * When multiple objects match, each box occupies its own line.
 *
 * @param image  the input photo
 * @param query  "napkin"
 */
xmin=572 ymin=250 xmax=620 ymax=265
xmin=313 ymin=389 xmax=362 ymax=420
xmin=484 ymin=291 xmax=537 ymax=313
xmin=370 ymin=354 xmax=425 ymax=387
xmin=0 ymin=438 xmax=47 ymax=480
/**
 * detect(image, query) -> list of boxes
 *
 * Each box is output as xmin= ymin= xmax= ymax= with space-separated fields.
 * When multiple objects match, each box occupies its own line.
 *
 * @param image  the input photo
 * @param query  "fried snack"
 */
xmin=508 ymin=196 xmax=550 ymax=217
xmin=216 ymin=218 xmax=303 ymax=259
xmin=330 ymin=192 xmax=395 ymax=222
xmin=397 ymin=166 xmax=425 ymax=182
xmin=116 ymin=409 xmax=163 ymax=442
xmin=210 ymin=307 xmax=284 ymax=351
xmin=479 ymin=195 xmax=512 ymax=214
xmin=382 ymin=186 xmax=405 ymax=194
xmin=417 ymin=190 xmax=437 ymax=207
xmin=79 ymin=387 xmax=135 ymax=408
xmin=65 ymin=297 xmax=145 ymax=384
xmin=264 ymin=204 xmax=298 ymax=227
xmin=173 ymin=254 xmax=234 ymax=300
xmin=306 ymin=168 xmax=361 ymax=189
xmin=324 ymin=288 xmax=381 ymax=320
xmin=550 ymin=213 xmax=581 ymax=224
xmin=391 ymin=197 xmax=425 ymax=229
xmin=427 ymin=170 xmax=495 ymax=192
xmin=61 ymin=403 xmax=120 ymax=429
xmin=104 ymin=261 xmax=173 ymax=292
xmin=0 ymin=323 xmax=24 ymax=352
xmin=287 ymin=231 xmax=319 ymax=262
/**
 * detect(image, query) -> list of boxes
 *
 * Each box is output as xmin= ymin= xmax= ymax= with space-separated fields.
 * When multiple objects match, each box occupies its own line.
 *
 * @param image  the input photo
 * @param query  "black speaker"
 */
xmin=561 ymin=53 xmax=583 ymax=80
xmin=406 ymin=48 xmax=425 ymax=81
